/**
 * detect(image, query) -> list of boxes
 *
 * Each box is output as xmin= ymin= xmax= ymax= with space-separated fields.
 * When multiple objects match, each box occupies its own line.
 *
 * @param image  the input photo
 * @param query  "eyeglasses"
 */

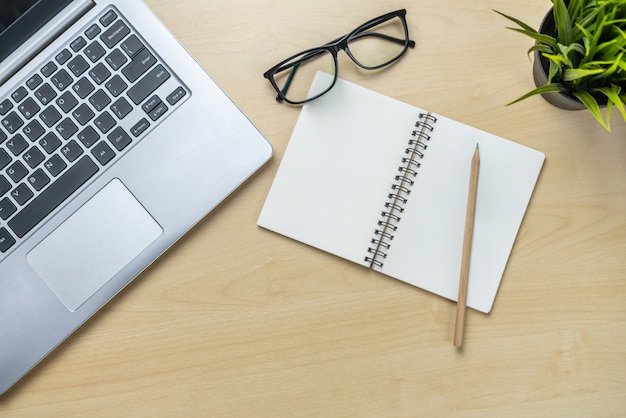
xmin=263 ymin=9 xmax=415 ymax=105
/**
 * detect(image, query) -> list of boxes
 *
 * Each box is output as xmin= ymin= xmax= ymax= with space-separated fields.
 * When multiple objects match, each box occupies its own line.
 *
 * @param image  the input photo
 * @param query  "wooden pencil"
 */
xmin=454 ymin=144 xmax=480 ymax=348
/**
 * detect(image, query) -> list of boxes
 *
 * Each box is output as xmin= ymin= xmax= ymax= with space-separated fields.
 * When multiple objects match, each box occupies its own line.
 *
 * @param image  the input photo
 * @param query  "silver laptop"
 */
xmin=0 ymin=0 xmax=272 ymax=394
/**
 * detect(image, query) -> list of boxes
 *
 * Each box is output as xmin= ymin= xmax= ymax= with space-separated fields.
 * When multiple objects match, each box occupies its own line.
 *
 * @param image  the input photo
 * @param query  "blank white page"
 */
xmin=380 ymin=114 xmax=545 ymax=313
xmin=258 ymin=72 xmax=421 ymax=266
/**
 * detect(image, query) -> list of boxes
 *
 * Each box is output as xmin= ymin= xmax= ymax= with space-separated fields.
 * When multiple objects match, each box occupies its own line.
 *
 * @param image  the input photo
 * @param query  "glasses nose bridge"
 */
xmin=327 ymin=34 xmax=351 ymax=57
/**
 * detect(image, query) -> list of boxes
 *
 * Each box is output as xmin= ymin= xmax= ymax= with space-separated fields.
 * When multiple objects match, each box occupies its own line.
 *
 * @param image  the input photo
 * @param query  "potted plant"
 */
xmin=496 ymin=0 xmax=626 ymax=131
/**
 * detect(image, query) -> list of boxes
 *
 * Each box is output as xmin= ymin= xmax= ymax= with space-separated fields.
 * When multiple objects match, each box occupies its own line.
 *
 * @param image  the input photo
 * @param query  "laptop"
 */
xmin=0 ymin=0 xmax=272 ymax=394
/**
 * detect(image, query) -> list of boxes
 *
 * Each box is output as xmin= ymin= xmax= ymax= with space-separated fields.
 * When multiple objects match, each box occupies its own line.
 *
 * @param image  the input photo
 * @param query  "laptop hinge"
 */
xmin=0 ymin=0 xmax=95 ymax=86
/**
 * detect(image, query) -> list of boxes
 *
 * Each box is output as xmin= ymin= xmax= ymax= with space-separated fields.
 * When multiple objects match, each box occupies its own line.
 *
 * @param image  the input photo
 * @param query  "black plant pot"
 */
xmin=532 ymin=7 xmax=588 ymax=111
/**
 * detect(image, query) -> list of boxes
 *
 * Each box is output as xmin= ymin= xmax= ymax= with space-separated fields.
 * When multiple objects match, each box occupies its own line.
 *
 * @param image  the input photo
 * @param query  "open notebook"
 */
xmin=258 ymin=72 xmax=544 ymax=313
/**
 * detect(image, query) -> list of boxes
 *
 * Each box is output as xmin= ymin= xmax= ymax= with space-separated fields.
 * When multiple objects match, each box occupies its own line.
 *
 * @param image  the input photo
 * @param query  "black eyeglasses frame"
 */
xmin=263 ymin=9 xmax=415 ymax=105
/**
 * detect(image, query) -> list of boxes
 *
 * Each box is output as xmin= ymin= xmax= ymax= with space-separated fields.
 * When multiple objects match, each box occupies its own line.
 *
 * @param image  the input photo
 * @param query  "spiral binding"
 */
xmin=364 ymin=112 xmax=437 ymax=269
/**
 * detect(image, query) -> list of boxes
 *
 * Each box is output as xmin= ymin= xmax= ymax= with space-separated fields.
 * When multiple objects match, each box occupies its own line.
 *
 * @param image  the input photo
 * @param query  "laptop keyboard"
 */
xmin=0 ymin=8 xmax=188 ymax=255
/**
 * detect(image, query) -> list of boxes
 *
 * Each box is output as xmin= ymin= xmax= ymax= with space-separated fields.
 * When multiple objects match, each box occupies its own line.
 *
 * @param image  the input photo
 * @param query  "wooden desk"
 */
xmin=2 ymin=0 xmax=625 ymax=415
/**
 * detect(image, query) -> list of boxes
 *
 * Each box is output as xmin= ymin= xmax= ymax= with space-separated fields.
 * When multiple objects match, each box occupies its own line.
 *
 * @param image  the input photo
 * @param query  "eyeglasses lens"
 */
xmin=347 ymin=16 xmax=408 ymax=69
xmin=273 ymin=49 xmax=336 ymax=104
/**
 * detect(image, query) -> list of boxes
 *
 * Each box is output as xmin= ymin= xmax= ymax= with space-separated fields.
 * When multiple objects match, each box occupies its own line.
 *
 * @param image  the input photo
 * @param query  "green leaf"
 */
xmin=595 ymin=39 xmax=619 ymax=57
xmin=573 ymin=91 xmax=611 ymax=131
xmin=563 ymin=67 xmax=605 ymax=80
xmin=590 ymin=12 xmax=609 ymax=56
xmin=568 ymin=0 xmax=584 ymax=23
xmin=596 ymin=85 xmax=626 ymax=122
xmin=494 ymin=10 xmax=558 ymax=48
xmin=494 ymin=10 xmax=539 ymax=34
xmin=575 ymin=23 xmax=592 ymax=40
xmin=554 ymin=0 xmax=574 ymax=45
xmin=546 ymin=60 xmax=560 ymax=83
xmin=506 ymin=83 xmax=565 ymax=105
xmin=600 ymin=52 xmax=624 ymax=78
xmin=577 ymin=5 xmax=603 ymax=33
xmin=544 ymin=53 xmax=569 ymax=68
xmin=605 ymin=100 xmax=613 ymax=130
xmin=567 ymin=43 xmax=586 ymax=57
xmin=529 ymin=44 xmax=554 ymax=55
xmin=507 ymin=28 xmax=557 ymax=48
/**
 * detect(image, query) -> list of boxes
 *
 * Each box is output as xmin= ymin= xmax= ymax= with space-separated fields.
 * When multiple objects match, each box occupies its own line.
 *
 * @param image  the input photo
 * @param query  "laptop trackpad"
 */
xmin=27 ymin=179 xmax=163 ymax=312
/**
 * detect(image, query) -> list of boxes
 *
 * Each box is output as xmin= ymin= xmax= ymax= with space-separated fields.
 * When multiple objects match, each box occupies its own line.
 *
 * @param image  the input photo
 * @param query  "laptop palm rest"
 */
xmin=27 ymin=179 xmax=163 ymax=312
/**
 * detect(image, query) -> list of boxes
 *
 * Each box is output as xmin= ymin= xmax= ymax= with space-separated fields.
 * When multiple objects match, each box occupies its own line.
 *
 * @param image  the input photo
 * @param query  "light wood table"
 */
xmin=2 ymin=0 xmax=625 ymax=416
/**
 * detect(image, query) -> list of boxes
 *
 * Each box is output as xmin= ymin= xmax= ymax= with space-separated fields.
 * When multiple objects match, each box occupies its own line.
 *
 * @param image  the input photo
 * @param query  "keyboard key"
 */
xmin=54 ymin=93 xmax=79 ymax=116
xmin=7 ymin=160 xmax=28 ymax=182
xmin=84 ymin=40 xmax=106 ymax=63
xmin=27 ymin=168 xmax=51 ymax=191
xmin=166 ymin=87 xmax=186 ymax=105
xmin=127 ymin=65 xmax=170 ymax=105
xmin=100 ymin=20 xmax=130 ymax=48
xmin=44 ymin=154 xmax=67 ymax=177
xmin=89 ymin=62 xmax=111 ymax=85
xmin=39 ymin=132 xmax=62 ymax=154
xmin=60 ymin=140 xmax=83 ymax=162
xmin=72 ymin=103 xmax=95 ymax=126
xmin=50 ymin=69 xmax=73 ymax=91
xmin=77 ymin=126 xmax=100 ymax=148
xmin=122 ymin=48 xmax=156 ymax=83
xmin=70 ymin=36 xmax=87 ymax=52
xmin=91 ymin=140 xmax=115 ymax=165
xmin=55 ymin=48 xmax=72 ymax=65
xmin=2 ymin=111 xmax=24 ymax=134
xmin=105 ymin=49 xmax=127 ymax=71
xmin=56 ymin=118 xmax=78 ymax=139
xmin=85 ymin=24 xmax=101 ymax=40
xmin=23 ymin=146 xmax=45 ymax=168
xmin=130 ymin=118 xmax=150 ymax=137
xmin=0 ymin=129 xmax=6 ymax=144
xmin=121 ymin=34 xmax=144 ymax=58
xmin=0 ymin=99 xmax=13 ymax=115
xmin=8 ymin=155 xmax=99 ymax=238
xmin=35 ymin=83 xmax=57 ymax=105
xmin=6 ymin=134 xmax=28 ymax=156
xmin=99 ymin=10 xmax=118 ymax=27
xmin=0 ymin=149 xmax=10 ymax=170
xmin=110 ymin=97 xmax=132 ymax=119
xmin=11 ymin=87 xmax=28 ymax=103
xmin=17 ymin=97 xmax=40 ymax=120
xmin=0 ymin=227 xmax=16 ymax=252
xmin=94 ymin=111 xmax=116 ymax=134
xmin=11 ymin=183 xmax=34 ymax=206
xmin=89 ymin=89 xmax=111 ymax=111
xmin=0 ymin=198 xmax=17 ymax=220
xmin=107 ymin=127 xmax=131 ymax=151
xmin=67 ymin=55 xmax=90 ymax=77
xmin=142 ymin=95 xmax=161 ymax=113
xmin=40 ymin=106 xmax=62 ymax=127
xmin=148 ymin=102 xmax=168 ymax=121
xmin=72 ymin=77 xmax=95 ymax=99
xmin=105 ymin=75 xmax=127 ymax=97
xmin=41 ymin=61 xmax=58 ymax=78
xmin=26 ymin=74 xmax=43 ymax=90
xmin=23 ymin=119 xmax=45 ymax=141
xmin=0 ymin=175 xmax=10 ymax=195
